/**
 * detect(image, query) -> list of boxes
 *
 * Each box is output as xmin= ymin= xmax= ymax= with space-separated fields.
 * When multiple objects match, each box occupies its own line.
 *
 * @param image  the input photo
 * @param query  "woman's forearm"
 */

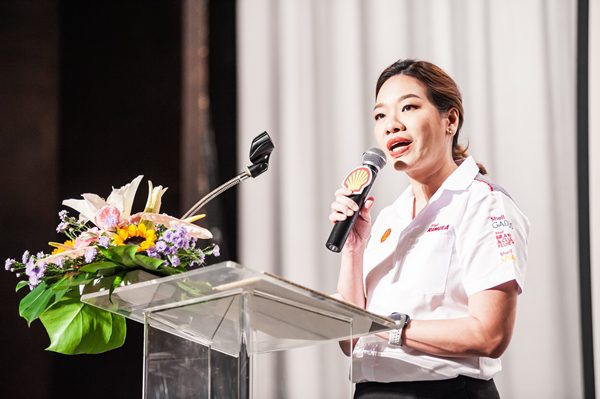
xmin=336 ymin=249 xmax=366 ymax=309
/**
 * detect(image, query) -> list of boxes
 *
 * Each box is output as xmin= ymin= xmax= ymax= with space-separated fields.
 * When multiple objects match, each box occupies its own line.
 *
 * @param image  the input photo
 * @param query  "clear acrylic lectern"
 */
xmin=81 ymin=261 xmax=395 ymax=398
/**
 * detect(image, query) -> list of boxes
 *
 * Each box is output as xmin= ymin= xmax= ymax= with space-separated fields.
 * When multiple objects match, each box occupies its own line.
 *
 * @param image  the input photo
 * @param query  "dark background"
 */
xmin=0 ymin=1 xmax=237 ymax=397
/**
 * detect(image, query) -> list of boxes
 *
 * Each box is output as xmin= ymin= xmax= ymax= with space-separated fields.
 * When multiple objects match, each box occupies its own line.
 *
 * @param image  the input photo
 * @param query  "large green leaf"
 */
xmin=100 ymin=245 xmax=138 ymax=267
xmin=134 ymin=254 xmax=164 ymax=271
xmin=19 ymin=282 xmax=55 ymax=325
xmin=79 ymin=261 xmax=120 ymax=274
xmin=40 ymin=295 xmax=126 ymax=355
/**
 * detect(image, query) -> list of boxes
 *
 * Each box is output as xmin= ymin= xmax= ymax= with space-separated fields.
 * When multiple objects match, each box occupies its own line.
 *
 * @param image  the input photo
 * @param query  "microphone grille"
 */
xmin=362 ymin=147 xmax=387 ymax=171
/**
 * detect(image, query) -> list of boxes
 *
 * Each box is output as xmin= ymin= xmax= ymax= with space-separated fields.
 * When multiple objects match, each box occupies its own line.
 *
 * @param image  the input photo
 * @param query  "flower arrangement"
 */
xmin=4 ymin=176 xmax=219 ymax=355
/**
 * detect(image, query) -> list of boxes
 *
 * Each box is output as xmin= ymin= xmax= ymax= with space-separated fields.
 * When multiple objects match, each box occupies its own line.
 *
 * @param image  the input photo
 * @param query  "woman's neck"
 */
xmin=408 ymin=160 xmax=458 ymax=216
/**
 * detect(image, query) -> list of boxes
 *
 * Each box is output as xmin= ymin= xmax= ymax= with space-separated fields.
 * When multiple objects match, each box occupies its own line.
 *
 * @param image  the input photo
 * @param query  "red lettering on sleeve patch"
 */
xmin=496 ymin=232 xmax=515 ymax=248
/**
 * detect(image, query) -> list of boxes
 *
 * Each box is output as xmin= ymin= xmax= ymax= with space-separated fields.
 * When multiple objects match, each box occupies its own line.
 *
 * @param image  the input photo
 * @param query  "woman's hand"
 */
xmin=329 ymin=187 xmax=375 ymax=253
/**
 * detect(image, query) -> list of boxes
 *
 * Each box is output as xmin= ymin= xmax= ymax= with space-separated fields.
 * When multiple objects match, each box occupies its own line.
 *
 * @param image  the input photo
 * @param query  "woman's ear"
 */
xmin=446 ymin=108 xmax=460 ymax=135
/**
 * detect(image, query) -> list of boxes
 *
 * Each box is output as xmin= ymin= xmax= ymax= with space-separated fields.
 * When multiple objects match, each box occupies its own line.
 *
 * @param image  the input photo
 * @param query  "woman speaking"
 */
xmin=329 ymin=59 xmax=529 ymax=398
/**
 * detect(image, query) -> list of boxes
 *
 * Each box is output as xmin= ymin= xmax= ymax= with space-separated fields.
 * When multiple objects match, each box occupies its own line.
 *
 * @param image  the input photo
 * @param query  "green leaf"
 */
xmin=104 ymin=245 xmax=138 ymax=267
xmin=134 ymin=254 xmax=164 ymax=271
xmin=108 ymin=273 xmax=126 ymax=303
xmin=15 ymin=280 xmax=29 ymax=292
xmin=51 ymin=274 xmax=95 ymax=291
xmin=40 ymin=295 xmax=126 ymax=355
xmin=79 ymin=261 xmax=120 ymax=273
xmin=19 ymin=282 xmax=55 ymax=325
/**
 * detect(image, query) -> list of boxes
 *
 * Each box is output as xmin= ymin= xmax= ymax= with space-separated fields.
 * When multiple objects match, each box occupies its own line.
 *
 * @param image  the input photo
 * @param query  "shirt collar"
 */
xmin=392 ymin=156 xmax=479 ymax=214
xmin=439 ymin=156 xmax=480 ymax=192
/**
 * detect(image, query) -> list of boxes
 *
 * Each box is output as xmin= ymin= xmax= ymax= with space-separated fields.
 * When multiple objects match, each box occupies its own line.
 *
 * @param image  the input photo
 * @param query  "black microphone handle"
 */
xmin=326 ymin=170 xmax=378 ymax=252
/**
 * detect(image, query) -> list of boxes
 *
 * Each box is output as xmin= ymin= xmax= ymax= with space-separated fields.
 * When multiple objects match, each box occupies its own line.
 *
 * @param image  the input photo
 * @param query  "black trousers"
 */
xmin=354 ymin=376 xmax=500 ymax=399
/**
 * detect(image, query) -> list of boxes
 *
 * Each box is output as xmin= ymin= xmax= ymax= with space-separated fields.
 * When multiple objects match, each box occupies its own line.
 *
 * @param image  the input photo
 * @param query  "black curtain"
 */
xmin=0 ymin=1 xmax=237 ymax=397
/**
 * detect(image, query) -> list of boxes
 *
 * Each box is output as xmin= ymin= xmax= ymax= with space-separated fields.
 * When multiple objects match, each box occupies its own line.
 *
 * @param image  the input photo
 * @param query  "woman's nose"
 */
xmin=385 ymin=115 xmax=405 ymax=135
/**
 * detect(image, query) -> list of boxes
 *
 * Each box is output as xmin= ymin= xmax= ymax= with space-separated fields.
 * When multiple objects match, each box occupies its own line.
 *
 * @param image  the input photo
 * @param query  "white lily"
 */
xmin=62 ymin=175 xmax=144 ymax=226
xmin=143 ymin=181 xmax=168 ymax=214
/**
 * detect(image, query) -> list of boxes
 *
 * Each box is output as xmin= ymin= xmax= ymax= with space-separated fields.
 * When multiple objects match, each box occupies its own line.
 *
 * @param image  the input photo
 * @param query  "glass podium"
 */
xmin=81 ymin=261 xmax=395 ymax=398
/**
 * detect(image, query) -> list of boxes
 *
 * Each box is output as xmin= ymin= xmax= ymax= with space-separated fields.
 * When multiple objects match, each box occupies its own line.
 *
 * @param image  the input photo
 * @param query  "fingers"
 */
xmin=329 ymin=190 xmax=375 ymax=224
xmin=358 ymin=196 xmax=375 ymax=221
xmin=329 ymin=188 xmax=359 ymax=223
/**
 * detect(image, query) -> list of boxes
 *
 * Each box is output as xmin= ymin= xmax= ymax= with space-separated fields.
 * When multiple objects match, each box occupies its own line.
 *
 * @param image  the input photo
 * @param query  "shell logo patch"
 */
xmin=343 ymin=166 xmax=373 ymax=194
xmin=380 ymin=228 xmax=392 ymax=243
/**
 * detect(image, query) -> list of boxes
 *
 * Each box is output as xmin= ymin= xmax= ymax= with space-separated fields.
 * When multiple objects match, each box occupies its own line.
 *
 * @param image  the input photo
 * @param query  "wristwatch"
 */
xmin=388 ymin=312 xmax=411 ymax=346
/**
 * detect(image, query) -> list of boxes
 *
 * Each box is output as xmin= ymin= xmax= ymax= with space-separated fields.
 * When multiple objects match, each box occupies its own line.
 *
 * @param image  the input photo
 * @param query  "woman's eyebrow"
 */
xmin=373 ymin=93 xmax=421 ymax=110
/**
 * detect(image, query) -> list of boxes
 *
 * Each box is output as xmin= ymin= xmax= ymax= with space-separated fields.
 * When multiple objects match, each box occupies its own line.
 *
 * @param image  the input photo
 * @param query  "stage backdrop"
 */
xmin=237 ymin=0 xmax=580 ymax=398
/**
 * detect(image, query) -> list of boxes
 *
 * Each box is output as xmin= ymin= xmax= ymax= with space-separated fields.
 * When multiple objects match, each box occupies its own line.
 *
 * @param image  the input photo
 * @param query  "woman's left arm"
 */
xmin=399 ymin=280 xmax=518 ymax=358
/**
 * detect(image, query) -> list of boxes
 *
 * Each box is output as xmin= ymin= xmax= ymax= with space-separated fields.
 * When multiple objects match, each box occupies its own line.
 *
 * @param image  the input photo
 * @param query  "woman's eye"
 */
xmin=402 ymin=104 xmax=416 ymax=112
xmin=374 ymin=113 xmax=385 ymax=121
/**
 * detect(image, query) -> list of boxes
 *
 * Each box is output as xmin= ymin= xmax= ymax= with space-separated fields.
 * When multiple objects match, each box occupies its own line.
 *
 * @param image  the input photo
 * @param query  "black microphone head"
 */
xmin=362 ymin=147 xmax=386 ymax=171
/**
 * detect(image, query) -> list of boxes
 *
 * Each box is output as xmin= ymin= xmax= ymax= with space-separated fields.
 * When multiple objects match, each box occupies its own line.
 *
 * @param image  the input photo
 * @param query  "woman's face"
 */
xmin=373 ymin=74 xmax=456 ymax=178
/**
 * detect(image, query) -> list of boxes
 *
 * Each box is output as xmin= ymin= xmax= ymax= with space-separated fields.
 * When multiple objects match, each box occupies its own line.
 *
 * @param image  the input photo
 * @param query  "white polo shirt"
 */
xmin=352 ymin=157 xmax=529 ymax=383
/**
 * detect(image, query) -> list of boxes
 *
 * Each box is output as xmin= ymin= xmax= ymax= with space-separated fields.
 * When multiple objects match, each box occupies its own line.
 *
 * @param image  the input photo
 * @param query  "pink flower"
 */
xmin=95 ymin=205 xmax=121 ymax=231
xmin=74 ymin=228 xmax=101 ymax=249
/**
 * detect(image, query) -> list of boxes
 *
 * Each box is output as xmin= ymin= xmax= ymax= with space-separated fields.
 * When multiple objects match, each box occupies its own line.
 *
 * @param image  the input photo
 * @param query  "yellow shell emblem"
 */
xmin=343 ymin=166 xmax=372 ymax=194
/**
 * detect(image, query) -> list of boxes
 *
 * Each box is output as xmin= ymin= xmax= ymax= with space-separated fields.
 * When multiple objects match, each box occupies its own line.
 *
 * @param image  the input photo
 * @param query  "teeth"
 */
xmin=390 ymin=141 xmax=410 ymax=151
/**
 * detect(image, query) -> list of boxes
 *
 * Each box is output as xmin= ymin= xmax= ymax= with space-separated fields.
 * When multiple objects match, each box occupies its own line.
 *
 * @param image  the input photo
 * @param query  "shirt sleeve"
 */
xmin=457 ymin=191 xmax=530 ymax=296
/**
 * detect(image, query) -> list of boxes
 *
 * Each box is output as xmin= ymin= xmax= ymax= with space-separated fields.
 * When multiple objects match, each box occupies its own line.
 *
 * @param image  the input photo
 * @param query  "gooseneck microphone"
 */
xmin=326 ymin=148 xmax=386 ymax=252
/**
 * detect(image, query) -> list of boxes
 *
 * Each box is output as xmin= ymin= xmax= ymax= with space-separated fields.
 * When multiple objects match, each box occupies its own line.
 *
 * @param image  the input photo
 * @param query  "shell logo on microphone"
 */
xmin=343 ymin=166 xmax=373 ymax=194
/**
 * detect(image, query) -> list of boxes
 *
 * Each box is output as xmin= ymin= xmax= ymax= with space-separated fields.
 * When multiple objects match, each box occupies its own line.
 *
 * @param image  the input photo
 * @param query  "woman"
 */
xmin=329 ymin=59 xmax=529 ymax=398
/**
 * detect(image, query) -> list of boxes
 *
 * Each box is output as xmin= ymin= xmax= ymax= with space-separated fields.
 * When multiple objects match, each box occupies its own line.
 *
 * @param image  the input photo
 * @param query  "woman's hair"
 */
xmin=375 ymin=59 xmax=487 ymax=175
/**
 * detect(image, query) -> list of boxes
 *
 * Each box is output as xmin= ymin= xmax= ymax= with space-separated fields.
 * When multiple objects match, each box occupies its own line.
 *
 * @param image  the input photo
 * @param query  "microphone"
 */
xmin=181 ymin=132 xmax=274 ymax=219
xmin=326 ymin=148 xmax=386 ymax=252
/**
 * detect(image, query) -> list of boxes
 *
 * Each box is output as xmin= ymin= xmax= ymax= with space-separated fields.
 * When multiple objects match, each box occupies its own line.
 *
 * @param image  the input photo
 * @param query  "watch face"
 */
xmin=389 ymin=312 xmax=403 ymax=321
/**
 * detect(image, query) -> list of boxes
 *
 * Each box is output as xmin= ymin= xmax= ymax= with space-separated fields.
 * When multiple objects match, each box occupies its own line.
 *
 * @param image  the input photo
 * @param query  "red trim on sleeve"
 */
xmin=474 ymin=178 xmax=494 ymax=191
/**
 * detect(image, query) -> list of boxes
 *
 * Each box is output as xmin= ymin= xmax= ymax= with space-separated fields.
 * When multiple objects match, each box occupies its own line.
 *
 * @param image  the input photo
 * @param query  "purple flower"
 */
xmin=146 ymin=247 xmax=160 ymax=258
xmin=26 ymin=261 xmax=46 ymax=281
xmin=28 ymin=273 xmax=40 ymax=288
xmin=22 ymin=250 xmax=30 ymax=264
xmin=25 ymin=258 xmax=35 ymax=274
xmin=98 ymin=236 xmax=110 ymax=248
xmin=56 ymin=221 xmax=68 ymax=233
xmin=169 ymin=255 xmax=180 ymax=267
xmin=5 ymin=258 xmax=15 ymax=271
xmin=84 ymin=248 xmax=97 ymax=263
xmin=58 ymin=210 xmax=68 ymax=221
xmin=212 ymin=245 xmax=220 ymax=257
xmin=155 ymin=241 xmax=167 ymax=252
xmin=55 ymin=257 xmax=65 ymax=267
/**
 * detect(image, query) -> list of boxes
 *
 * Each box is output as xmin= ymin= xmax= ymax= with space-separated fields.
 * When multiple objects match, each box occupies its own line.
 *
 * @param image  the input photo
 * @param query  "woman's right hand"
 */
xmin=328 ymin=187 xmax=375 ymax=253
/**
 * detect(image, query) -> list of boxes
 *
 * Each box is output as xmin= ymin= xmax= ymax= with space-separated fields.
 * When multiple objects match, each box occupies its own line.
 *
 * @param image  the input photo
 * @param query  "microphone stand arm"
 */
xmin=181 ymin=169 xmax=251 ymax=220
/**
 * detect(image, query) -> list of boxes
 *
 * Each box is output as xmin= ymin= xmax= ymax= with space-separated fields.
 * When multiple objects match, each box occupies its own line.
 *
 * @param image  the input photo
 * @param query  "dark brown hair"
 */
xmin=376 ymin=59 xmax=487 ymax=175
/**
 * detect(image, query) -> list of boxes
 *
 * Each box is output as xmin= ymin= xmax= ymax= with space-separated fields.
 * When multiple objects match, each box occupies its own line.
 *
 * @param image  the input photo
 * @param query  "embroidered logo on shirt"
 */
xmin=380 ymin=228 xmax=392 ymax=243
xmin=343 ymin=166 xmax=373 ymax=195
xmin=426 ymin=223 xmax=449 ymax=233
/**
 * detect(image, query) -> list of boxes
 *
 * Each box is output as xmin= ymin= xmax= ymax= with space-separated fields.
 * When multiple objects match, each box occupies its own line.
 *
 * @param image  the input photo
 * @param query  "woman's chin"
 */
xmin=392 ymin=157 xmax=410 ymax=171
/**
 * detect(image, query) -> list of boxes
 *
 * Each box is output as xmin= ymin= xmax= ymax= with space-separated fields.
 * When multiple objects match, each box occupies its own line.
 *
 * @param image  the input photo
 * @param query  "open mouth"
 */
xmin=387 ymin=137 xmax=412 ymax=156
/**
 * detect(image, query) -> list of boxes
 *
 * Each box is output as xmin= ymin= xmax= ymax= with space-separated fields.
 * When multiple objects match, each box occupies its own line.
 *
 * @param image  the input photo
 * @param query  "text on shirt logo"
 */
xmin=496 ymin=232 xmax=515 ymax=248
xmin=426 ymin=223 xmax=450 ymax=233
xmin=489 ymin=214 xmax=513 ymax=229
xmin=500 ymin=249 xmax=517 ymax=263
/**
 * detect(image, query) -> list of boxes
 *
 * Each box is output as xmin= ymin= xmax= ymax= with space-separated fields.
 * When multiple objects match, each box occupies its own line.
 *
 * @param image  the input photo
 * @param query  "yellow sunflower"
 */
xmin=113 ymin=223 xmax=157 ymax=252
